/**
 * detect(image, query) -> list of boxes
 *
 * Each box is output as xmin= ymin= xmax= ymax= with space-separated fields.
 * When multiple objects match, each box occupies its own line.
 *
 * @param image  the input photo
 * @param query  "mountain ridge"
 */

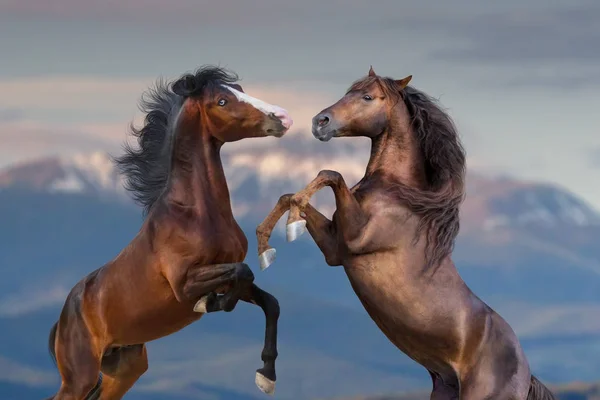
xmin=3 ymin=148 xmax=600 ymax=230
xmin=2 ymin=149 xmax=600 ymax=399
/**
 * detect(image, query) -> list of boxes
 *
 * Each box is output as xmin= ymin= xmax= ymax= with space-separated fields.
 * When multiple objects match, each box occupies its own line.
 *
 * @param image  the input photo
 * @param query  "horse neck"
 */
xmin=364 ymin=110 xmax=426 ymax=189
xmin=167 ymin=115 xmax=233 ymax=216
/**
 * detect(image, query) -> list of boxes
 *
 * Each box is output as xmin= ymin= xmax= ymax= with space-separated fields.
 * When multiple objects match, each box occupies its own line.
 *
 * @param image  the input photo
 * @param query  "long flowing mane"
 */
xmin=113 ymin=66 xmax=239 ymax=215
xmin=349 ymin=77 xmax=467 ymax=269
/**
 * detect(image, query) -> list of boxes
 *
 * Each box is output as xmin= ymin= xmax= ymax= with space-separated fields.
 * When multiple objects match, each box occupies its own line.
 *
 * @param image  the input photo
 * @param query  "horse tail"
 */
xmin=527 ymin=374 xmax=557 ymax=400
xmin=47 ymin=321 xmax=103 ymax=400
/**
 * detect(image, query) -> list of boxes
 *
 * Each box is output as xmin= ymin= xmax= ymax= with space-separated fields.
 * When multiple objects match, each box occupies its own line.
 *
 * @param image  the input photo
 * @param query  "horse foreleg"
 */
xmin=236 ymin=283 xmax=280 ymax=396
xmin=256 ymin=194 xmax=293 ymax=270
xmin=287 ymin=170 xmax=368 ymax=250
xmin=182 ymin=265 xmax=280 ymax=395
xmin=178 ymin=262 xmax=255 ymax=313
xmin=302 ymin=202 xmax=343 ymax=266
xmin=256 ymin=194 xmax=342 ymax=269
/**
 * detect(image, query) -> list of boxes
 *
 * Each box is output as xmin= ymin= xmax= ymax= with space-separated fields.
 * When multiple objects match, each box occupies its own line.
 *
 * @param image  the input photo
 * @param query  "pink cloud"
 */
xmin=0 ymin=75 xmax=336 ymax=167
xmin=0 ymin=120 xmax=122 ymax=167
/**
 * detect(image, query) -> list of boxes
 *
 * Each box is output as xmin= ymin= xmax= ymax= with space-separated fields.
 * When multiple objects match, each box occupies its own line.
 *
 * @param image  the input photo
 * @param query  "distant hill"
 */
xmin=330 ymin=381 xmax=600 ymax=400
xmin=1 ymin=141 xmax=600 ymax=399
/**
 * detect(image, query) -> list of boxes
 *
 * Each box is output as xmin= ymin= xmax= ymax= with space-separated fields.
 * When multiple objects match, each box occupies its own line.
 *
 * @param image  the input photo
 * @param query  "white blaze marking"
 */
xmin=222 ymin=85 xmax=293 ymax=130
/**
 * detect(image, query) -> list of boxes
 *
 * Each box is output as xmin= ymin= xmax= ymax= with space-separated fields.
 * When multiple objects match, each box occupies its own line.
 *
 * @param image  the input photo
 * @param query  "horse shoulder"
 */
xmin=152 ymin=204 xmax=246 ymax=289
xmin=344 ymin=192 xmax=416 ymax=255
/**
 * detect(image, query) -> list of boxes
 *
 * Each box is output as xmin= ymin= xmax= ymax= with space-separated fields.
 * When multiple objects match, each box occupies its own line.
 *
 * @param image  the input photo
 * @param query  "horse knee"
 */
xmin=125 ymin=354 xmax=148 ymax=378
xmin=271 ymin=297 xmax=280 ymax=321
xmin=102 ymin=345 xmax=148 ymax=378
xmin=138 ymin=357 xmax=149 ymax=375
xmin=234 ymin=262 xmax=255 ymax=283
xmin=262 ymin=291 xmax=279 ymax=320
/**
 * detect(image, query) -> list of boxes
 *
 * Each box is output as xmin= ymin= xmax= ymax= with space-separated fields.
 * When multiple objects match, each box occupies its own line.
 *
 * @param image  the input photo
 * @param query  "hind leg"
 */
xmin=98 ymin=344 xmax=148 ymax=400
xmin=53 ymin=320 xmax=103 ymax=400
xmin=459 ymin=353 xmax=530 ymax=400
xmin=460 ymin=371 xmax=531 ymax=400
xmin=460 ymin=316 xmax=531 ymax=400
xmin=429 ymin=371 xmax=459 ymax=400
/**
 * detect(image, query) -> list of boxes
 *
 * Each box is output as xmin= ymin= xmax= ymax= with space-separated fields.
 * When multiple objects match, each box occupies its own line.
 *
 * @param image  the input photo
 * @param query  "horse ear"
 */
xmin=172 ymin=75 xmax=196 ymax=97
xmin=368 ymin=66 xmax=376 ymax=77
xmin=229 ymin=83 xmax=244 ymax=93
xmin=395 ymin=75 xmax=412 ymax=89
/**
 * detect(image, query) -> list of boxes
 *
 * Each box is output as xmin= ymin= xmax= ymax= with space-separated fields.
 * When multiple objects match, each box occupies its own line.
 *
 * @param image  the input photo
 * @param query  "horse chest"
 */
xmin=344 ymin=254 xmax=434 ymax=327
xmin=210 ymin=226 xmax=248 ymax=262
xmin=175 ymin=216 xmax=248 ymax=263
xmin=333 ymin=195 xmax=412 ymax=251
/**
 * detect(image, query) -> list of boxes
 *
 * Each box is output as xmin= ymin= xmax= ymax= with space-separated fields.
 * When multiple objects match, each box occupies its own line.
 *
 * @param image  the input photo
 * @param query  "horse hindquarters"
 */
xmin=47 ymin=323 xmax=149 ymax=400
xmin=527 ymin=375 xmax=557 ymax=400
xmin=97 ymin=345 xmax=148 ymax=400
xmin=459 ymin=311 xmax=533 ymax=400
xmin=47 ymin=318 xmax=103 ymax=400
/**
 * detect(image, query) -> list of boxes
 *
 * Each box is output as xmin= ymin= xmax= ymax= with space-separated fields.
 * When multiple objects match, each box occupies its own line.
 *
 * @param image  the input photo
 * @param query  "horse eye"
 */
xmin=218 ymin=99 xmax=227 ymax=106
xmin=363 ymin=95 xmax=373 ymax=101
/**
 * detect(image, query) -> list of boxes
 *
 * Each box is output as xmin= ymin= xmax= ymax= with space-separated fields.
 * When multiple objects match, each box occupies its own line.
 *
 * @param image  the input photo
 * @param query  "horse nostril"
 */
xmin=318 ymin=115 xmax=330 ymax=127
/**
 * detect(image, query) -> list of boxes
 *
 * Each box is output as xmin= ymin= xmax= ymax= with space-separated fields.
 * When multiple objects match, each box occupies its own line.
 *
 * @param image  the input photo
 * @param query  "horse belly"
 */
xmin=98 ymin=265 xmax=200 ymax=345
xmin=99 ymin=221 xmax=248 ymax=346
xmin=112 ymin=292 xmax=201 ymax=345
xmin=343 ymin=257 xmax=462 ymax=375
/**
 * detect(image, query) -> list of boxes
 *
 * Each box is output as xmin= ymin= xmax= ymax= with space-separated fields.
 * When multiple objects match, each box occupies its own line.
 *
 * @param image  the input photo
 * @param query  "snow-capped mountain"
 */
xmin=2 ymin=140 xmax=599 ymax=233
xmin=3 ymin=146 xmax=600 ymax=398
xmin=463 ymin=174 xmax=600 ymax=232
xmin=0 ymin=133 xmax=369 ymax=218
xmin=0 ymin=151 xmax=128 ymax=201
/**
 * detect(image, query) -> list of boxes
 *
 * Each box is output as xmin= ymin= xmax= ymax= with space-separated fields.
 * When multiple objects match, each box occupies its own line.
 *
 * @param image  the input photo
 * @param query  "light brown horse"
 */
xmin=256 ymin=67 xmax=556 ymax=400
xmin=45 ymin=66 xmax=292 ymax=400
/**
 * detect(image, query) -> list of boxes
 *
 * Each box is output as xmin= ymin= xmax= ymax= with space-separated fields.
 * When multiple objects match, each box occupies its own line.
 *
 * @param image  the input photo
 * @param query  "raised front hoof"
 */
xmin=286 ymin=220 xmax=306 ymax=242
xmin=193 ymin=293 xmax=215 ymax=313
xmin=255 ymin=370 xmax=276 ymax=396
xmin=259 ymin=248 xmax=277 ymax=271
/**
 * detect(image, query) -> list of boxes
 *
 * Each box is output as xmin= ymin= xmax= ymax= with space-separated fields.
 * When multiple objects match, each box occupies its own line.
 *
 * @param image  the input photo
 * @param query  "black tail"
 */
xmin=527 ymin=375 xmax=557 ymax=400
xmin=47 ymin=322 xmax=103 ymax=400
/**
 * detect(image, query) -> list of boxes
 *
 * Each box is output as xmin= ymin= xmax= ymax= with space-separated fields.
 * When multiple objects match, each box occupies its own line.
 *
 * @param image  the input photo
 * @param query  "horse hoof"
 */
xmin=286 ymin=220 xmax=306 ymax=242
xmin=255 ymin=371 xmax=275 ymax=395
xmin=259 ymin=248 xmax=276 ymax=271
xmin=193 ymin=295 xmax=210 ymax=313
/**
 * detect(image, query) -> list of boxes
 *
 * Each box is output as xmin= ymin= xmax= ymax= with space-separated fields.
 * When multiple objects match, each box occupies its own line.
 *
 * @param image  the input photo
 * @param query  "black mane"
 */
xmin=171 ymin=66 xmax=239 ymax=98
xmin=113 ymin=65 xmax=239 ymax=215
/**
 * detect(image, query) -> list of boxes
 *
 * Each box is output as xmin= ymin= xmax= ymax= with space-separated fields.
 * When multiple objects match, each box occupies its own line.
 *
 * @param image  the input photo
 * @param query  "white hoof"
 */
xmin=255 ymin=371 xmax=275 ymax=395
xmin=259 ymin=248 xmax=277 ymax=271
xmin=286 ymin=220 xmax=306 ymax=242
xmin=193 ymin=295 xmax=210 ymax=313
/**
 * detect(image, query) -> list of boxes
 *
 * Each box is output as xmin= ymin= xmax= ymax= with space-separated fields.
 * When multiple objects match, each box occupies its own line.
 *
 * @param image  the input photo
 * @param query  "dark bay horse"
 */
xmin=45 ymin=66 xmax=292 ymax=400
xmin=256 ymin=67 xmax=556 ymax=400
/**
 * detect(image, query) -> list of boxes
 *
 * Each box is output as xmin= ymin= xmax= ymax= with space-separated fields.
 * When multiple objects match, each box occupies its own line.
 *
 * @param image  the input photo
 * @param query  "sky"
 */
xmin=1 ymin=0 xmax=600 ymax=207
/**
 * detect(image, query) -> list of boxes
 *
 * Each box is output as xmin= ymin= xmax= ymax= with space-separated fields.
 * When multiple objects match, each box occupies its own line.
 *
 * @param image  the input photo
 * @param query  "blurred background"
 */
xmin=1 ymin=0 xmax=599 ymax=399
